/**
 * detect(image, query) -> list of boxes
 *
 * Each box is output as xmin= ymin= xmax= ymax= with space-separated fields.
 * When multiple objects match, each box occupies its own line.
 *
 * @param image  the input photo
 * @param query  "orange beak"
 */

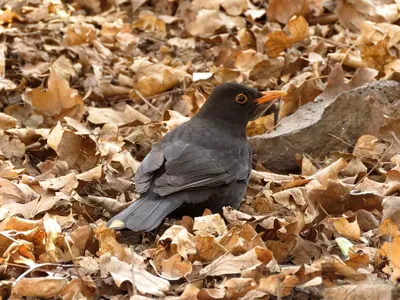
xmin=256 ymin=90 xmax=287 ymax=104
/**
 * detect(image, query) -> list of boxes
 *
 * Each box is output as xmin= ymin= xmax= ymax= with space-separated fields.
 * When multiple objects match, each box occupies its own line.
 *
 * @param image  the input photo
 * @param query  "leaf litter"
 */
xmin=1 ymin=0 xmax=400 ymax=299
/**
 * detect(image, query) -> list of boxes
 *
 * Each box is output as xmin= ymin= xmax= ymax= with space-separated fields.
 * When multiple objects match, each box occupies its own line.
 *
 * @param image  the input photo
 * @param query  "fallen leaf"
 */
xmin=26 ymin=66 xmax=84 ymax=123
xmin=12 ymin=277 xmax=67 ymax=298
xmin=200 ymin=246 xmax=274 ymax=276
xmin=100 ymin=253 xmax=170 ymax=296
xmin=265 ymin=16 xmax=309 ymax=58
xmin=330 ymin=216 xmax=362 ymax=241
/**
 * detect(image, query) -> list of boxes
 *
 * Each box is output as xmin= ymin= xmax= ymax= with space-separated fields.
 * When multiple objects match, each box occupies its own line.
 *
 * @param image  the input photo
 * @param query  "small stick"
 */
xmin=132 ymin=89 xmax=163 ymax=116
xmin=342 ymin=140 xmax=393 ymax=198
xmin=14 ymin=263 xmax=74 ymax=285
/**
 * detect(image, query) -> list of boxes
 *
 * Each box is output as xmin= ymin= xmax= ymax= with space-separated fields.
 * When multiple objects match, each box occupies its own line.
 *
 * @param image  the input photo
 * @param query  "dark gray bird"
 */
xmin=107 ymin=82 xmax=285 ymax=231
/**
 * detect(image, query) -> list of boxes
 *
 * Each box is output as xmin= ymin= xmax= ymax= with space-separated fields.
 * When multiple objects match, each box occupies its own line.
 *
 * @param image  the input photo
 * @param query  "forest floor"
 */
xmin=1 ymin=0 xmax=400 ymax=299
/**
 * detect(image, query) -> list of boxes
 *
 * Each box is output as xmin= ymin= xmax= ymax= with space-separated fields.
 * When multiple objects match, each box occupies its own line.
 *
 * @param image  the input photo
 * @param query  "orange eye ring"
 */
xmin=235 ymin=93 xmax=248 ymax=104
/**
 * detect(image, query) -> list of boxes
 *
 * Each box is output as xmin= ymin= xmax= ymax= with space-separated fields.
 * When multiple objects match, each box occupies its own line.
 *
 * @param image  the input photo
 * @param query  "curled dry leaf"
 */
xmin=324 ymin=284 xmax=392 ymax=300
xmin=12 ymin=277 xmax=68 ymax=298
xmin=47 ymin=122 xmax=99 ymax=171
xmin=185 ymin=9 xmax=246 ymax=37
xmin=134 ymin=10 xmax=166 ymax=38
xmin=64 ymin=22 xmax=97 ymax=46
xmin=336 ymin=0 xmax=400 ymax=31
xmin=267 ymin=0 xmax=324 ymax=23
xmin=265 ymin=16 xmax=309 ymax=58
xmin=0 ymin=113 xmax=17 ymax=130
xmin=161 ymin=253 xmax=192 ymax=280
xmin=0 ymin=131 xmax=25 ymax=158
xmin=100 ymin=253 xmax=170 ymax=297
xmin=195 ymin=234 xmax=227 ymax=262
xmin=159 ymin=225 xmax=196 ymax=260
xmin=200 ymin=246 xmax=274 ymax=277
xmin=26 ymin=66 xmax=84 ymax=123
xmin=130 ymin=63 xmax=186 ymax=100
xmin=330 ymin=216 xmax=362 ymax=241
xmin=193 ymin=213 xmax=227 ymax=236
xmin=162 ymin=109 xmax=190 ymax=131
xmin=358 ymin=21 xmax=400 ymax=47
xmin=87 ymin=106 xmax=151 ymax=125
xmin=223 ymin=278 xmax=257 ymax=298
xmin=360 ymin=37 xmax=394 ymax=72
xmin=259 ymin=274 xmax=299 ymax=297
xmin=39 ymin=173 xmax=79 ymax=195
xmin=246 ymin=115 xmax=275 ymax=137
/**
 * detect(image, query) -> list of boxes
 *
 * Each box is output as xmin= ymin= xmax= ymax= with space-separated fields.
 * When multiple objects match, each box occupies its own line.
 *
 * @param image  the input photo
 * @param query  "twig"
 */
xmin=307 ymin=14 xmax=339 ymax=25
xmin=132 ymin=89 xmax=163 ymax=116
xmin=64 ymin=236 xmax=82 ymax=280
xmin=0 ymin=231 xmax=21 ymax=244
xmin=342 ymin=140 xmax=394 ymax=199
xmin=340 ymin=43 xmax=360 ymax=66
xmin=146 ymin=88 xmax=185 ymax=100
xmin=14 ymin=263 xmax=74 ymax=285
xmin=114 ymin=88 xmax=185 ymax=103
xmin=314 ymin=36 xmax=350 ymax=48
xmin=130 ymin=246 xmax=137 ymax=295
xmin=325 ymin=132 xmax=354 ymax=148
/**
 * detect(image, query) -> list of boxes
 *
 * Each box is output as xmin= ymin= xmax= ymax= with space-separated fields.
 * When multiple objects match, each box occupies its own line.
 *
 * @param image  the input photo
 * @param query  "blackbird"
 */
xmin=108 ymin=82 xmax=285 ymax=231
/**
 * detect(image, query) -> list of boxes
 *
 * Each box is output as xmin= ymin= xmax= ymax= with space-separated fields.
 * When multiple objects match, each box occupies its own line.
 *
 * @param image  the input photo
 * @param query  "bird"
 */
xmin=107 ymin=82 xmax=286 ymax=232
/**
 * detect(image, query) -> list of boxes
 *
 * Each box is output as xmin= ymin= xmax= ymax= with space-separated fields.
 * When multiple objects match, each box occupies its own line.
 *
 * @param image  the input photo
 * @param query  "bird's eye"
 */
xmin=235 ymin=93 xmax=248 ymax=104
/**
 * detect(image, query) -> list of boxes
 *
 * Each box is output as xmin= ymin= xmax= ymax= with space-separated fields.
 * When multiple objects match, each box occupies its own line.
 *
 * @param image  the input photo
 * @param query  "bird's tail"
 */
xmin=107 ymin=196 xmax=182 ymax=232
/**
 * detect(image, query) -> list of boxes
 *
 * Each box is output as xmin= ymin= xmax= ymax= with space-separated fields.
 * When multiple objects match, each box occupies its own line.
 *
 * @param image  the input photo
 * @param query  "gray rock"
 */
xmin=249 ymin=80 xmax=400 ymax=173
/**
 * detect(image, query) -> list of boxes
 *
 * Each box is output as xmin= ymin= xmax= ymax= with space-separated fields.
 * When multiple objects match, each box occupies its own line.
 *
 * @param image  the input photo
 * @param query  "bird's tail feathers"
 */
xmin=107 ymin=196 xmax=182 ymax=232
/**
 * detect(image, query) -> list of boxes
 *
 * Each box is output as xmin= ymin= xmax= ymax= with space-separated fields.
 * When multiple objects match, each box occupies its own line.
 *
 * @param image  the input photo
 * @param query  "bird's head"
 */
xmin=196 ymin=82 xmax=286 ymax=129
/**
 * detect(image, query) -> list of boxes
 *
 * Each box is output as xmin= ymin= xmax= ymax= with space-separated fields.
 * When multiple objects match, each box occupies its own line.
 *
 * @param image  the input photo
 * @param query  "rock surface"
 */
xmin=250 ymin=80 xmax=400 ymax=173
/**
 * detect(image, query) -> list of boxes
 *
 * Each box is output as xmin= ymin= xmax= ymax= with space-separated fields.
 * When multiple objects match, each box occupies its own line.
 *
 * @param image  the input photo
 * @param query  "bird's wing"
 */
xmin=134 ymin=145 xmax=164 ymax=193
xmin=152 ymin=139 xmax=251 ymax=197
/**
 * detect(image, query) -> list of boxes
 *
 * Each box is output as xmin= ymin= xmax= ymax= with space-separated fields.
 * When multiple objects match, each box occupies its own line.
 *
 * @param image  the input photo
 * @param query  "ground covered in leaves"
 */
xmin=2 ymin=0 xmax=400 ymax=299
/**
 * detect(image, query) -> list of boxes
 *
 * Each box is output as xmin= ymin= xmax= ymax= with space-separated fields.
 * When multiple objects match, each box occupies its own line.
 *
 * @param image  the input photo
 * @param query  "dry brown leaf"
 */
xmin=134 ymin=10 xmax=166 ymax=38
xmin=324 ymin=284 xmax=392 ymax=300
xmin=159 ymin=225 xmax=196 ymax=260
xmin=337 ymin=0 xmax=400 ymax=31
xmin=130 ymin=63 xmax=186 ymax=100
xmin=219 ymin=0 xmax=248 ymax=16
xmin=185 ymin=9 xmax=245 ymax=37
xmin=26 ymin=66 xmax=84 ymax=122
xmin=195 ymin=234 xmax=227 ymax=262
xmin=59 ymin=276 xmax=96 ymax=300
xmin=161 ymin=253 xmax=192 ymax=280
xmin=265 ymin=16 xmax=309 ymax=58
xmin=64 ymin=22 xmax=97 ymax=46
xmin=259 ymin=274 xmax=299 ymax=297
xmin=100 ymin=253 xmax=170 ymax=296
xmin=0 ymin=113 xmax=17 ymax=130
xmin=267 ymin=0 xmax=323 ymax=23
xmin=308 ymin=158 xmax=347 ymax=188
xmin=0 ymin=9 xmax=23 ymax=24
xmin=47 ymin=122 xmax=99 ymax=171
xmin=353 ymin=134 xmax=387 ymax=160
xmin=331 ymin=216 xmax=362 ymax=241
xmin=12 ymin=277 xmax=67 ymax=298
xmin=358 ymin=21 xmax=400 ymax=47
xmin=39 ymin=173 xmax=79 ymax=195
xmin=246 ymin=115 xmax=275 ymax=137
xmin=193 ymin=213 xmax=227 ymax=236
xmin=87 ymin=106 xmax=151 ymax=125
xmin=162 ymin=110 xmax=190 ymax=131
xmin=360 ymin=37 xmax=394 ymax=72
xmin=200 ymin=246 xmax=274 ymax=276
xmin=0 ymin=131 xmax=25 ymax=158
xmin=223 ymin=278 xmax=257 ymax=298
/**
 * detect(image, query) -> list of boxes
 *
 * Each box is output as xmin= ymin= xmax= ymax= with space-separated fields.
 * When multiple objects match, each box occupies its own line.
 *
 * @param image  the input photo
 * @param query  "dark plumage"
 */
xmin=107 ymin=82 xmax=285 ymax=231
